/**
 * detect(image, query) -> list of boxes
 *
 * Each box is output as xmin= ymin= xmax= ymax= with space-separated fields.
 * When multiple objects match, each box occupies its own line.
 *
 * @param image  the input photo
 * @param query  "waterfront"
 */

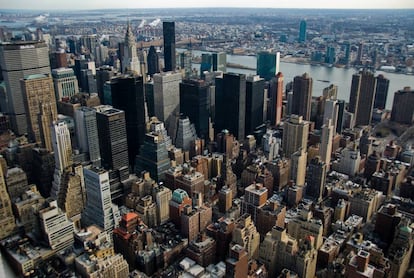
xmin=185 ymin=49 xmax=414 ymax=110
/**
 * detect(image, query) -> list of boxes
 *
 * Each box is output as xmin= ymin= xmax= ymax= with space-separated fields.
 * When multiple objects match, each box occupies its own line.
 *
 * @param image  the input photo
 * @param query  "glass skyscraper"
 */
xmin=163 ymin=21 xmax=176 ymax=72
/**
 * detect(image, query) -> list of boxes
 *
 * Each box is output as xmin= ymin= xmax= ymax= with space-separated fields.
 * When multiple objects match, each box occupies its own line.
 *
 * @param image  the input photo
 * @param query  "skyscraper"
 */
xmin=391 ymin=87 xmax=414 ymax=124
xmin=306 ymin=156 xmax=327 ymax=202
xmin=245 ymin=75 xmax=265 ymax=136
xmin=257 ymin=51 xmax=280 ymax=81
xmin=320 ymin=119 xmax=333 ymax=169
xmin=292 ymin=73 xmax=313 ymax=121
xmin=175 ymin=116 xmax=197 ymax=152
xmin=212 ymin=52 xmax=227 ymax=72
xmin=163 ymin=21 xmax=176 ymax=72
xmin=282 ymin=115 xmax=310 ymax=158
xmin=121 ymin=21 xmax=140 ymax=74
xmin=299 ymin=20 xmax=307 ymax=42
xmin=74 ymin=107 xmax=101 ymax=166
xmin=348 ymin=70 xmax=377 ymax=126
xmin=179 ymin=79 xmax=210 ymax=140
xmin=215 ymin=73 xmax=246 ymax=140
xmin=82 ymin=167 xmax=120 ymax=232
xmin=268 ymin=72 xmax=284 ymax=126
xmin=374 ymin=74 xmax=390 ymax=110
xmin=147 ymin=45 xmax=160 ymax=77
xmin=0 ymin=41 xmax=51 ymax=135
xmin=110 ymin=75 xmax=146 ymax=168
xmin=0 ymin=163 xmax=15 ymax=239
xmin=96 ymin=65 xmax=117 ymax=103
xmin=52 ymin=68 xmax=79 ymax=101
xmin=153 ymin=71 xmax=182 ymax=140
xmin=21 ymin=74 xmax=58 ymax=145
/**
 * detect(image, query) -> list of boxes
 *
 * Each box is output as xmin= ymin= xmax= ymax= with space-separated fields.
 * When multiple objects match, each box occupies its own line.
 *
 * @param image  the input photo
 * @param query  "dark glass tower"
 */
xmin=245 ymin=76 xmax=265 ymax=136
xmin=179 ymin=79 xmax=210 ymax=140
xmin=163 ymin=21 xmax=176 ymax=72
xmin=110 ymin=75 xmax=146 ymax=169
xmin=147 ymin=45 xmax=160 ymax=77
xmin=96 ymin=66 xmax=116 ymax=104
xmin=349 ymin=70 xmax=377 ymax=126
xmin=292 ymin=73 xmax=313 ymax=121
xmin=374 ymin=74 xmax=390 ymax=110
xmin=299 ymin=20 xmax=307 ymax=43
xmin=215 ymin=73 xmax=246 ymax=140
xmin=256 ymin=51 xmax=278 ymax=81
xmin=305 ymin=156 xmax=327 ymax=202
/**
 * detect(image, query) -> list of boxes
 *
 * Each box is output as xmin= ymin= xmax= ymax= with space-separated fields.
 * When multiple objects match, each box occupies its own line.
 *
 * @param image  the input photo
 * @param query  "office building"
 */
xmin=256 ymin=197 xmax=286 ymax=237
xmin=215 ymin=73 xmax=246 ymax=140
xmin=179 ymin=79 xmax=210 ymax=140
xmin=241 ymin=183 xmax=268 ymax=224
xmin=163 ymin=21 xmax=176 ymax=71
xmin=282 ymin=115 xmax=310 ymax=158
xmin=299 ymin=20 xmax=307 ymax=42
xmin=287 ymin=209 xmax=324 ymax=249
xmin=320 ymin=119 xmax=333 ymax=169
xmin=291 ymin=148 xmax=307 ymax=186
xmin=0 ymin=164 xmax=15 ymax=239
xmin=175 ymin=116 xmax=197 ymax=152
xmin=153 ymin=184 xmax=172 ymax=224
xmin=226 ymin=245 xmax=249 ymax=278
xmin=110 ymin=75 xmax=146 ymax=168
xmin=212 ymin=52 xmax=226 ymax=72
xmin=153 ymin=71 xmax=182 ymax=140
xmin=38 ymin=199 xmax=74 ymax=251
xmin=75 ymin=107 xmax=101 ymax=166
xmin=0 ymin=41 xmax=51 ymax=135
xmin=231 ymin=213 xmax=260 ymax=259
xmin=306 ymin=156 xmax=327 ymax=202
xmin=325 ymin=45 xmax=336 ymax=64
xmin=52 ymin=68 xmax=79 ymax=101
xmin=292 ymin=73 xmax=313 ymax=121
xmin=323 ymin=98 xmax=339 ymax=133
xmin=391 ymin=87 xmax=414 ymax=124
xmin=388 ymin=222 xmax=414 ymax=278
xmin=349 ymin=70 xmax=377 ymax=126
xmin=96 ymin=66 xmax=117 ymax=103
xmin=268 ymin=72 xmax=284 ymax=126
xmin=50 ymin=121 xmax=73 ymax=198
xmin=82 ymin=167 xmax=120 ymax=232
xmin=121 ymin=21 xmax=140 ymax=74
xmin=136 ymin=195 xmax=157 ymax=227
xmin=374 ymin=74 xmax=389 ymax=110
xmin=147 ymin=46 xmax=160 ymax=76
xmin=21 ymin=74 xmax=58 ymax=145
xmin=256 ymin=51 xmax=280 ymax=81
xmin=169 ymin=188 xmax=192 ymax=227
xmin=245 ymin=75 xmax=265 ymax=136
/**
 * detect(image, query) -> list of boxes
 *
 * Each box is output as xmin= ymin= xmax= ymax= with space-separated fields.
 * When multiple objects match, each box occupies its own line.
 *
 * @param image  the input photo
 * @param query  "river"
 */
xmin=182 ymin=49 xmax=414 ymax=110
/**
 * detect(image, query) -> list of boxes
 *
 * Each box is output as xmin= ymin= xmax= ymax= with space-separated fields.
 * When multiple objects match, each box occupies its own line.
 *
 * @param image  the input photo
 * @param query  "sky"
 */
xmin=1 ymin=0 xmax=414 ymax=10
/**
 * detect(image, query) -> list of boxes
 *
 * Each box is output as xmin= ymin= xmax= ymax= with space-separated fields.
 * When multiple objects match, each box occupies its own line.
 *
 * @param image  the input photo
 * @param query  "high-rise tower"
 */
xmin=121 ymin=21 xmax=140 ymax=74
xmin=163 ymin=21 xmax=176 ymax=72
xmin=292 ymin=73 xmax=313 ymax=121
xmin=349 ymin=70 xmax=377 ymax=126
xmin=147 ymin=46 xmax=160 ymax=77
xmin=215 ymin=73 xmax=246 ymax=140
xmin=245 ymin=75 xmax=265 ymax=136
xmin=110 ymin=75 xmax=146 ymax=168
xmin=52 ymin=68 xmax=79 ymax=101
xmin=374 ymin=74 xmax=390 ymax=110
xmin=268 ymin=72 xmax=284 ymax=126
xmin=21 ymin=74 xmax=58 ymax=145
xmin=282 ymin=115 xmax=310 ymax=158
xmin=257 ymin=51 xmax=280 ymax=81
xmin=299 ymin=20 xmax=307 ymax=42
xmin=0 ymin=41 xmax=51 ymax=135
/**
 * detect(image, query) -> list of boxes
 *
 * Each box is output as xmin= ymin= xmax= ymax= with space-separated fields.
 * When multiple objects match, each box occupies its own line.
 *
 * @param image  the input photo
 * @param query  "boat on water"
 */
xmin=317 ymin=79 xmax=330 ymax=83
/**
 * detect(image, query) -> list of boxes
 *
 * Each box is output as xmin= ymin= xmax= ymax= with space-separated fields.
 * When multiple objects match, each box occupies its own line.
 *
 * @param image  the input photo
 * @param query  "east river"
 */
xmin=185 ymin=49 xmax=414 ymax=110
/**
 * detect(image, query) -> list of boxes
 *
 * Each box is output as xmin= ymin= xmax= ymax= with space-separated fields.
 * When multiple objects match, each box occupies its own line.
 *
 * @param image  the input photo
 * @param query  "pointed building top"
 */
xmin=125 ymin=20 xmax=136 ymax=46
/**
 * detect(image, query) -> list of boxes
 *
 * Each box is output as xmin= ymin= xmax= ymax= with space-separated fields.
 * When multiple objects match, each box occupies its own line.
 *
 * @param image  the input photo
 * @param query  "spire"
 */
xmin=125 ymin=20 xmax=135 ymax=46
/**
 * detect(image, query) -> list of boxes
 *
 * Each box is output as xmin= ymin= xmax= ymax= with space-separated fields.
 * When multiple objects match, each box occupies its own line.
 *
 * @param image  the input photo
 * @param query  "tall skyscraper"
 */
xmin=212 ymin=52 xmax=227 ymax=72
xmin=147 ymin=45 xmax=160 ymax=77
xmin=96 ymin=65 xmax=117 ymax=103
xmin=245 ymin=75 xmax=265 ymax=136
xmin=200 ymin=53 xmax=213 ymax=73
xmin=0 ymin=41 xmax=51 ymax=135
xmin=50 ymin=121 xmax=73 ymax=198
xmin=282 ymin=115 xmax=310 ymax=158
xmin=121 ymin=21 xmax=140 ymax=74
xmin=110 ymin=75 xmax=146 ymax=168
xmin=82 ymin=167 xmax=120 ymax=232
xmin=175 ymin=116 xmax=197 ymax=152
xmin=320 ymin=119 xmax=333 ymax=169
xmin=323 ymin=98 xmax=339 ymax=133
xmin=163 ymin=21 xmax=176 ymax=72
xmin=391 ymin=87 xmax=414 ymax=124
xmin=215 ymin=73 xmax=246 ymax=140
xmin=179 ymin=51 xmax=192 ymax=78
xmin=0 ymin=163 xmax=15 ymax=239
xmin=306 ymin=156 xmax=327 ymax=202
xmin=299 ymin=20 xmax=307 ymax=42
xmin=292 ymin=73 xmax=313 ymax=121
xmin=257 ymin=51 xmax=280 ymax=81
xmin=52 ymin=68 xmax=79 ymax=101
xmin=21 ymin=74 xmax=58 ymax=145
xmin=348 ymin=70 xmax=377 ymax=126
xmin=74 ymin=107 xmax=101 ymax=166
xmin=179 ymin=79 xmax=210 ymax=140
xmin=268 ymin=72 xmax=284 ymax=126
xmin=153 ymin=71 xmax=182 ymax=140
xmin=374 ymin=74 xmax=390 ymax=110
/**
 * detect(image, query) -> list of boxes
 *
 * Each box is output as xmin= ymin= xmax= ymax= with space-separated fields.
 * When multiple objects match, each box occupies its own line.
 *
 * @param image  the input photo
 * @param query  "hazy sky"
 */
xmin=1 ymin=0 xmax=414 ymax=10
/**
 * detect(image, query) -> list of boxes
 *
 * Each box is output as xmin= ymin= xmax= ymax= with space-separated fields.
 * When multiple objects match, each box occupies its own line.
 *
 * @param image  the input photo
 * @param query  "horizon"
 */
xmin=1 ymin=0 xmax=414 ymax=11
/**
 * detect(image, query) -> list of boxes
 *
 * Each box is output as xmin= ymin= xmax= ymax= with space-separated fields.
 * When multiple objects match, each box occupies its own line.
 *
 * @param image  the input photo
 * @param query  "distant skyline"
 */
xmin=1 ymin=0 xmax=414 ymax=10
